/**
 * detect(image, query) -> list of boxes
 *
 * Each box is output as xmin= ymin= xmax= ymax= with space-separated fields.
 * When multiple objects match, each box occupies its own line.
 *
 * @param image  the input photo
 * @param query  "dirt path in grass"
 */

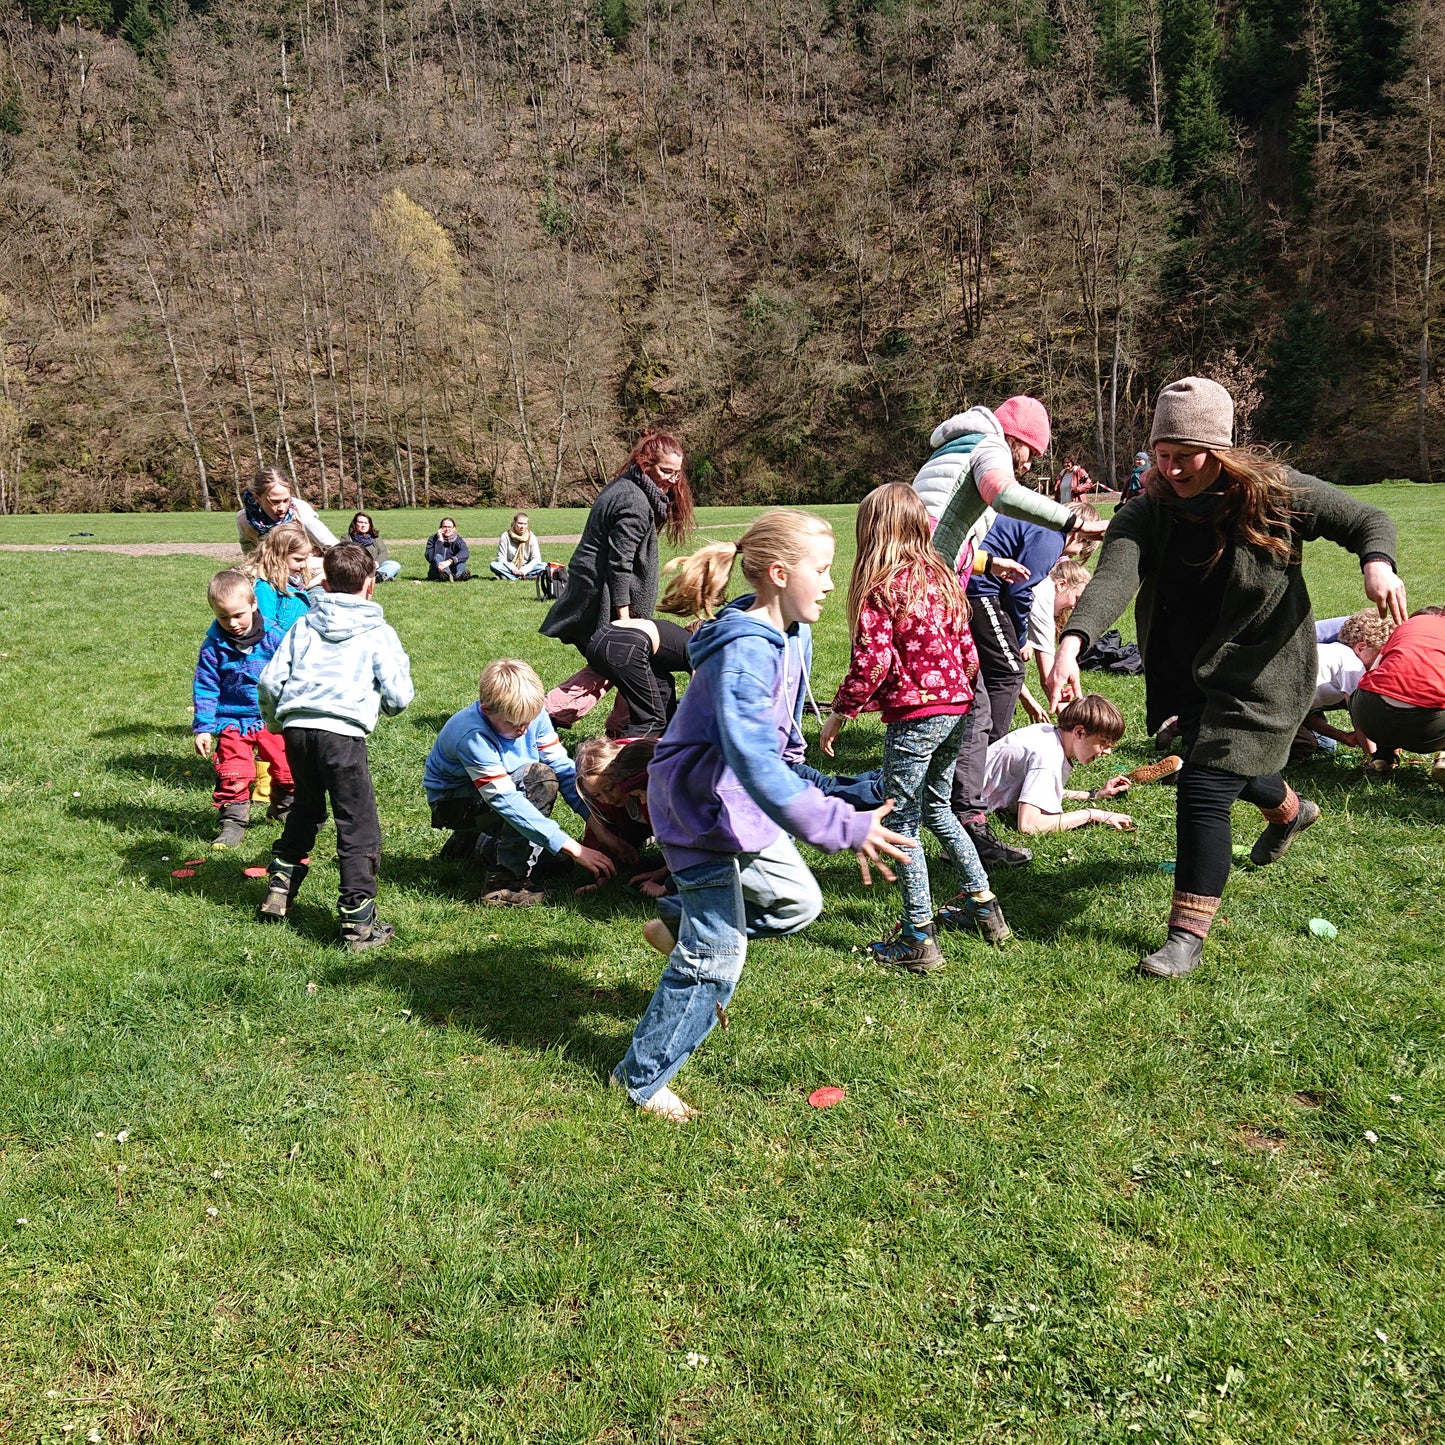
xmin=0 ymin=536 xmax=585 ymax=557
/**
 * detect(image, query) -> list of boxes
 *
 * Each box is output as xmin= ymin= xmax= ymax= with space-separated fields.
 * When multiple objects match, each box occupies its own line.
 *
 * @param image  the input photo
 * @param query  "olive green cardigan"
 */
xmin=1066 ymin=471 xmax=1396 ymax=777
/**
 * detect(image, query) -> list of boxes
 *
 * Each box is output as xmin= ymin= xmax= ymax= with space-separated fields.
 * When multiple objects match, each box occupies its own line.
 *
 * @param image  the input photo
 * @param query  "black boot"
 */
xmin=340 ymin=898 xmax=395 ymax=951
xmin=213 ymin=801 xmax=249 ymax=850
xmin=1139 ymin=928 xmax=1204 ymax=979
xmin=258 ymin=857 xmax=308 ymax=923
xmin=439 ymin=829 xmax=481 ymax=860
xmin=266 ymin=790 xmax=294 ymax=825
xmin=1250 ymin=799 xmax=1321 ymax=866
xmin=961 ymin=816 xmax=1032 ymax=867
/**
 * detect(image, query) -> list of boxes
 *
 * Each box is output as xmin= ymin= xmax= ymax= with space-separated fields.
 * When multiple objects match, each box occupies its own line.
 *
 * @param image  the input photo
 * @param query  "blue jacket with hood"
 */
xmin=647 ymin=601 xmax=872 ymax=872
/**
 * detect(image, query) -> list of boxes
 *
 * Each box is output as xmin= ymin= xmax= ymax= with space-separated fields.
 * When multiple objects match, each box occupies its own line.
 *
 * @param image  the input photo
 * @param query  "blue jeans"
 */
xmin=790 ymin=761 xmax=884 ymax=811
xmin=615 ymin=833 xmax=822 ymax=1104
xmin=375 ymin=560 xmax=402 ymax=582
xmin=885 ymin=713 xmax=989 ymax=931
xmin=490 ymin=560 xmax=547 ymax=580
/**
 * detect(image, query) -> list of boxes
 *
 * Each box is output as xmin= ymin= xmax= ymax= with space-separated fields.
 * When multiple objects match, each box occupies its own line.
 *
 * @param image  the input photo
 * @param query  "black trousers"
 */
xmin=585 ymin=623 xmax=687 ymax=738
xmin=1350 ymin=688 xmax=1445 ymax=755
xmin=951 ymin=595 xmax=1025 ymax=817
xmin=1175 ymin=761 xmax=1287 ymax=898
xmin=276 ymin=728 xmax=382 ymax=909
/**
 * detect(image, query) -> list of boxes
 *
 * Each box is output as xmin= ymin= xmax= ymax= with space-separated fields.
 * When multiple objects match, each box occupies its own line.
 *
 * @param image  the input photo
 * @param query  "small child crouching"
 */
xmin=424 ymin=659 xmax=615 ymax=906
xmin=574 ymin=736 xmax=669 ymax=898
xmin=256 ymin=543 xmax=414 ymax=949
xmin=192 ymin=568 xmax=293 ymax=849
xmin=983 ymin=694 xmax=1134 ymax=834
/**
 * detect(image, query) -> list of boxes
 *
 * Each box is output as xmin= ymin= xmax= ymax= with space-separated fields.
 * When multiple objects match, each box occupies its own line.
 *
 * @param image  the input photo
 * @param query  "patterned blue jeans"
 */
xmin=884 ymin=712 xmax=990 ymax=931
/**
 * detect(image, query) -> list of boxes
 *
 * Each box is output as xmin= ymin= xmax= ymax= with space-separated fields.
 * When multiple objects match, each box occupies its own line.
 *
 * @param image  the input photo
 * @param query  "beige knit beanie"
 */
xmin=1149 ymin=376 xmax=1234 ymax=449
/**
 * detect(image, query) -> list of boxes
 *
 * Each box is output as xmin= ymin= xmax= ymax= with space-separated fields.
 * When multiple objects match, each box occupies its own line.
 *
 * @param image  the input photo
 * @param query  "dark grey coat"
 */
xmin=540 ymin=466 xmax=660 ymax=651
xmin=1066 ymin=470 xmax=1396 ymax=777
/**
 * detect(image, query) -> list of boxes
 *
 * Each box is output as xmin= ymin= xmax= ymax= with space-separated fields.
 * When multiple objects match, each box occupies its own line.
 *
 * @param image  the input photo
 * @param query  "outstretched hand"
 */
xmin=855 ymin=799 xmax=916 ymax=886
xmin=1045 ymin=635 xmax=1084 ymax=712
xmin=818 ymin=712 xmax=845 ymax=758
xmin=990 ymin=557 xmax=1031 ymax=585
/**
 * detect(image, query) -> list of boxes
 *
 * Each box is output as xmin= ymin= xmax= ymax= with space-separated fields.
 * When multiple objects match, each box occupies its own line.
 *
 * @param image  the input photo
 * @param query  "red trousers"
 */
xmin=213 ymin=727 xmax=293 ymax=806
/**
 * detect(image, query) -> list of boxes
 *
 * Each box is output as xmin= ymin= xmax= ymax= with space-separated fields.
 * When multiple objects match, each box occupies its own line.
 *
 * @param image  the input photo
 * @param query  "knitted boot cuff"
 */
xmin=1169 ymin=890 xmax=1222 ymax=938
xmin=1259 ymin=784 xmax=1299 ymax=826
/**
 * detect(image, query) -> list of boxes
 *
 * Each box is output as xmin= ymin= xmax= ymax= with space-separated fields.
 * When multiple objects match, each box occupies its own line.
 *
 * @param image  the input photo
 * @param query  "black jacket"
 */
xmin=540 ymin=466 xmax=660 ymax=649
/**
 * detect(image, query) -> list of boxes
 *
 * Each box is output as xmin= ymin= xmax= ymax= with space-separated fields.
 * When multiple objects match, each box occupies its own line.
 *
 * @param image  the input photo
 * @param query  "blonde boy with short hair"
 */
xmin=424 ymin=658 xmax=615 ymax=905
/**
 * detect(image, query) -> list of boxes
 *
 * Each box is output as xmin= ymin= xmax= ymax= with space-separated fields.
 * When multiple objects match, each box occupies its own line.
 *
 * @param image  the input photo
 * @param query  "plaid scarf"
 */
xmin=242 ymin=489 xmax=294 ymax=537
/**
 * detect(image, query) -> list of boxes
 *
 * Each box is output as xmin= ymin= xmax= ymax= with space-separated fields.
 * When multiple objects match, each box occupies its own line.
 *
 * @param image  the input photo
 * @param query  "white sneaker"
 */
xmin=638 ymin=1084 xmax=698 ymax=1124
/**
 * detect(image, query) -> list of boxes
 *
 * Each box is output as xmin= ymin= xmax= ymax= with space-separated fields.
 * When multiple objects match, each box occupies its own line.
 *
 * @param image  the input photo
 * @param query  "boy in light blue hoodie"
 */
xmin=613 ymin=511 xmax=912 ymax=1124
xmin=256 ymin=542 xmax=414 ymax=949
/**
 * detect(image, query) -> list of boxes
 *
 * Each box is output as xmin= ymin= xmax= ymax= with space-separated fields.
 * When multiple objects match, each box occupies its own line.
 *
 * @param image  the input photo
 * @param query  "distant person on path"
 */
xmin=425 ymin=517 xmax=471 ymax=581
xmin=490 ymin=512 xmax=546 ymax=582
xmin=1048 ymin=376 xmax=1406 ymax=980
xmin=540 ymin=432 xmax=696 ymax=727
xmin=236 ymin=465 xmax=338 ymax=555
xmin=192 ymin=568 xmax=292 ymax=849
xmin=1121 ymin=451 xmax=1150 ymax=502
xmin=347 ymin=513 xmax=402 ymax=582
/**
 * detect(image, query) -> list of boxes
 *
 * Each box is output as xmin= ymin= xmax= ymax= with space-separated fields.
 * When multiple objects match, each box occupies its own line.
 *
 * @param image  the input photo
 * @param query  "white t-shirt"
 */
xmin=1026 ymin=576 xmax=1056 ymax=654
xmin=1312 ymin=641 xmax=1365 ymax=709
xmin=983 ymin=722 xmax=1072 ymax=816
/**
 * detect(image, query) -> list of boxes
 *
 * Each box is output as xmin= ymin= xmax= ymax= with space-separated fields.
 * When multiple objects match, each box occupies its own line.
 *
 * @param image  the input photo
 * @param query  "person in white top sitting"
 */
xmin=490 ymin=512 xmax=546 ymax=581
xmin=1294 ymin=609 xmax=1395 ymax=758
xmin=236 ymin=465 xmax=338 ymax=556
xmin=982 ymin=694 xmax=1134 ymax=834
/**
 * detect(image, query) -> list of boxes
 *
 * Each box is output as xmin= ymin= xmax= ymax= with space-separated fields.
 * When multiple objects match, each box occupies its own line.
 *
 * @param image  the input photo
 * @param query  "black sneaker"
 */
xmin=1249 ymin=799 xmax=1321 ymax=866
xmin=961 ymin=817 xmax=1032 ymax=867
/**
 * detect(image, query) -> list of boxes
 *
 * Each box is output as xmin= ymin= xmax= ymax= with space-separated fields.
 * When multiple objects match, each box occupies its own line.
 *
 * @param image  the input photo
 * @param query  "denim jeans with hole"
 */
xmin=885 ymin=713 xmax=989 ymax=930
xmin=615 ymin=833 xmax=822 ymax=1104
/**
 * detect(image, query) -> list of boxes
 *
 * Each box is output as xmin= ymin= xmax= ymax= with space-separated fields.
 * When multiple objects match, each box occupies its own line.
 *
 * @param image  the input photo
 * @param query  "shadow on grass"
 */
xmin=93 ymin=722 xmax=190 ymax=741
xmin=71 ymin=797 xmax=213 ymax=838
xmin=103 ymin=748 xmax=213 ymax=788
xmin=328 ymin=943 xmax=652 ymax=1075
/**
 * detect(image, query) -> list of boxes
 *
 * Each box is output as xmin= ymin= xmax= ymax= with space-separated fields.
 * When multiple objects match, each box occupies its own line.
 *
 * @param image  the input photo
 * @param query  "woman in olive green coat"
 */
xmin=1047 ymin=378 xmax=1408 ymax=979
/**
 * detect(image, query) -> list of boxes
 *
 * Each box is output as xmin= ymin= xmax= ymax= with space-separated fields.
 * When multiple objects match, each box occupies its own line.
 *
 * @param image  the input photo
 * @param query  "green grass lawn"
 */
xmin=1 ymin=487 xmax=1443 ymax=1443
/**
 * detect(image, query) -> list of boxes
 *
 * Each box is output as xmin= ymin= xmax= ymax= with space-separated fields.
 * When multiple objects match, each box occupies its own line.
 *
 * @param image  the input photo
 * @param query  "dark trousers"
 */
xmin=585 ymin=629 xmax=679 ymax=738
xmin=1350 ymin=688 xmax=1445 ymax=755
xmin=1175 ymin=762 xmax=1287 ymax=898
xmin=429 ymin=763 xmax=559 ymax=875
xmin=951 ymin=596 xmax=1025 ymax=818
xmin=276 ymin=728 xmax=382 ymax=909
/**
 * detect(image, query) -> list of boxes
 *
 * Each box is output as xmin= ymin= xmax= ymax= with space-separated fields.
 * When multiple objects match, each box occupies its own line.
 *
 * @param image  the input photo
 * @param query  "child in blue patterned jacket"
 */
xmin=257 ymin=542 xmax=414 ymax=950
xmin=192 ymin=568 xmax=292 ymax=850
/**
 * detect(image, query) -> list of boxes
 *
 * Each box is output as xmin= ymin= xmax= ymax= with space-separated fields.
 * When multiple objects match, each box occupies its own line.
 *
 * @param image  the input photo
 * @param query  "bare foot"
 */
xmin=643 ymin=918 xmax=676 ymax=955
xmin=638 ymin=1084 xmax=698 ymax=1123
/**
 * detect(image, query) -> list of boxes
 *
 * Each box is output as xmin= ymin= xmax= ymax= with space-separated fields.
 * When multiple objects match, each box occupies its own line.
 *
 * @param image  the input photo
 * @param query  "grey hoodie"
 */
xmin=258 ymin=592 xmax=413 ymax=738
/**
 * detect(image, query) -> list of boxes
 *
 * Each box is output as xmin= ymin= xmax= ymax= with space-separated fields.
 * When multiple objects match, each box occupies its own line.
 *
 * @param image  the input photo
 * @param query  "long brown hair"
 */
xmin=242 ymin=521 xmax=311 ymax=593
xmin=1145 ymin=445 xmax=1297 ymax=566
xmin=660 ymin=509 xmax=832 ymax=618
xmin=846 ymin=483 xmax=969 ymax=636
xmin=626 ymin=431 xmax=695 ymax=545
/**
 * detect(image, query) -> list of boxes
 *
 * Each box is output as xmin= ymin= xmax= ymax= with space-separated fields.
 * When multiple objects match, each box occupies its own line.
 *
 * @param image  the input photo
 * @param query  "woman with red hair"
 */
xmin=540 ymin=434 xmax=696 ymax=730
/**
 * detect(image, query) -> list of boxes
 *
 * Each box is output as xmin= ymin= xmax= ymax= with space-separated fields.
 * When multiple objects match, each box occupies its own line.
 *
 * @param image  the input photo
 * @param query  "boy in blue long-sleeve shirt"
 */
xmin=257 ymin=542 xmax=414 ymax=949
xmin=425 ymin=658 xmax=614 ymax=905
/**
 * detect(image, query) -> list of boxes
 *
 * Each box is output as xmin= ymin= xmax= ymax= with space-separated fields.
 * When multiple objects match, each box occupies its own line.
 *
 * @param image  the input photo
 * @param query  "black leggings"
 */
xmin=585 ymin=621 xmax=692 ymax=738
xmin=1175 ymin=762 xmax=1287 ymax=898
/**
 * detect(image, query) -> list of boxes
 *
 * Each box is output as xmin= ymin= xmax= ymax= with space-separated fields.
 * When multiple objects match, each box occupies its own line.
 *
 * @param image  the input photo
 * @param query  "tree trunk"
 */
xmin=145 ymin=255 xmax=212 ymax=511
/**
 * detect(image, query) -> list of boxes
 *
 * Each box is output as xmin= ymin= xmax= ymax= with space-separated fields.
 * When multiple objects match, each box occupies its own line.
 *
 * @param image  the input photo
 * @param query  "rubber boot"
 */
xmin=266 ymin=790 xmax=295 ymax=825
xmin=258 ymin=857 xmax=309 ymax=923
xmin=340 ymin=898 xmax=395 ymax=951
xmin=250 ymin=759 xmax=273 ymax=824
xmin=213 ymin=801 xmax=249 ymax=850
xmin=1139 ymin=928 xmax=1205 ymax=979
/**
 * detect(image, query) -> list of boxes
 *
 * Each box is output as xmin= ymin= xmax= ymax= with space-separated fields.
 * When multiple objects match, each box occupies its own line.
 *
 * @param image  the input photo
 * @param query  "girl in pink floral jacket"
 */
xmin=820 ymin=484 xmax=1010 ymax=972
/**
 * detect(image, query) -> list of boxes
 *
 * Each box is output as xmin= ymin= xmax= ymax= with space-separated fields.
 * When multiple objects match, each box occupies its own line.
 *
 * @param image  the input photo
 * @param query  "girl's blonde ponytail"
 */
xmin=660 ymin=542 xmax=740 ymax=618
xmin=660 ymin=510 xmax=833 ymax=619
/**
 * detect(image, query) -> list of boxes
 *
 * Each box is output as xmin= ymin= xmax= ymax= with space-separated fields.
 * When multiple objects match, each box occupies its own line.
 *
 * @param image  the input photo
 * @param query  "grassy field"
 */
xmin=1 ymin=486 xmax=1442 ymax=1443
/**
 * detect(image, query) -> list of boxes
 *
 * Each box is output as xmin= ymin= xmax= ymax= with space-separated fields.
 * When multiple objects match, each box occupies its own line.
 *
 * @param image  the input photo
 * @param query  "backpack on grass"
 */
xmin=535 ymin=562 xmax=569 ymax=602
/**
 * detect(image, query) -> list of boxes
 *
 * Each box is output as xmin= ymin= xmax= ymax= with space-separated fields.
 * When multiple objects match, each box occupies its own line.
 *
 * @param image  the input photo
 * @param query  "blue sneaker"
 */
xmin=867 ymin=925 xmax=944 ymax=974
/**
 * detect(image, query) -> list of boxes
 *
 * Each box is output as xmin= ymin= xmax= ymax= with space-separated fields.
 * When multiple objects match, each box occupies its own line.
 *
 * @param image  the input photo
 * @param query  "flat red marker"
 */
xmin=808 ymin=1086 xmax=846 ymax=1108
xmin=171 ymin=869 xmax=196 ymax=878
xmin=183 ymin=859 xmax=206 ymax=867
xmin=243 ymin=867 xmax=268 ymax=878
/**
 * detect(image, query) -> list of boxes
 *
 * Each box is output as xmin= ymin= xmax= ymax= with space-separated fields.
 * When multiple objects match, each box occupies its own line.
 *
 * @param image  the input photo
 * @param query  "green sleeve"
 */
xmin=934 ymin=478 xmax=1073 ymax=567
xmin=993 ymin=483 xmax=1074 ymax=530
xmin=1289 ymin=471 xmax=1397 ymax=566
xmin=1063 ymin=506 xmax=1151 ymax=651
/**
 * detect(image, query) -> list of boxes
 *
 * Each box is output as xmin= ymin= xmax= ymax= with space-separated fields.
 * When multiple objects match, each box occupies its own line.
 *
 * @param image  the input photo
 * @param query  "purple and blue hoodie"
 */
xmin=648 ymin=602 xmax=873 ymax=872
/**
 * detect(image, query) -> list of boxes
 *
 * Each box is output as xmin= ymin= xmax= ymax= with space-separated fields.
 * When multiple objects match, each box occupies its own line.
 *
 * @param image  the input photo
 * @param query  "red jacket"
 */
xmin=832 ymin=566 xmax=979 ymax=724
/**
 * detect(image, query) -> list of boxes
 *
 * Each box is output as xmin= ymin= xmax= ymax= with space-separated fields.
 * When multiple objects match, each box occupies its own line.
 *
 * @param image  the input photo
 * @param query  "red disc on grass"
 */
xmin=183 ymin=859 xmax=206 ymax=867
xmin=171 ymin=869 xmax=196 ymax=878
xmin=243 ymin=866 xmax=268 ymax=878
xmin=808 ymin=1086 xmax=846 ymax=1109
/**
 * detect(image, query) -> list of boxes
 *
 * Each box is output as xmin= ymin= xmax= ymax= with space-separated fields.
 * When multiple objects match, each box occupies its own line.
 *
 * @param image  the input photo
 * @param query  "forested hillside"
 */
xmin=0 ymin=0 xmax=1439 ymax=512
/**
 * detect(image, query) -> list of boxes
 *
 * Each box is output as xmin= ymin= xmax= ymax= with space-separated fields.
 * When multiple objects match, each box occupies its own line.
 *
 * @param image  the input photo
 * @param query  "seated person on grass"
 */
xmin=982 ymin=693 xmax=1134 ymax=834
xmin=573 ymin=736 xmax=670 ymax=899
xmin=424 ymin=658 xmax=615 ymax=905
xmin=490 ymin=512 xmax=547 ymax=581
